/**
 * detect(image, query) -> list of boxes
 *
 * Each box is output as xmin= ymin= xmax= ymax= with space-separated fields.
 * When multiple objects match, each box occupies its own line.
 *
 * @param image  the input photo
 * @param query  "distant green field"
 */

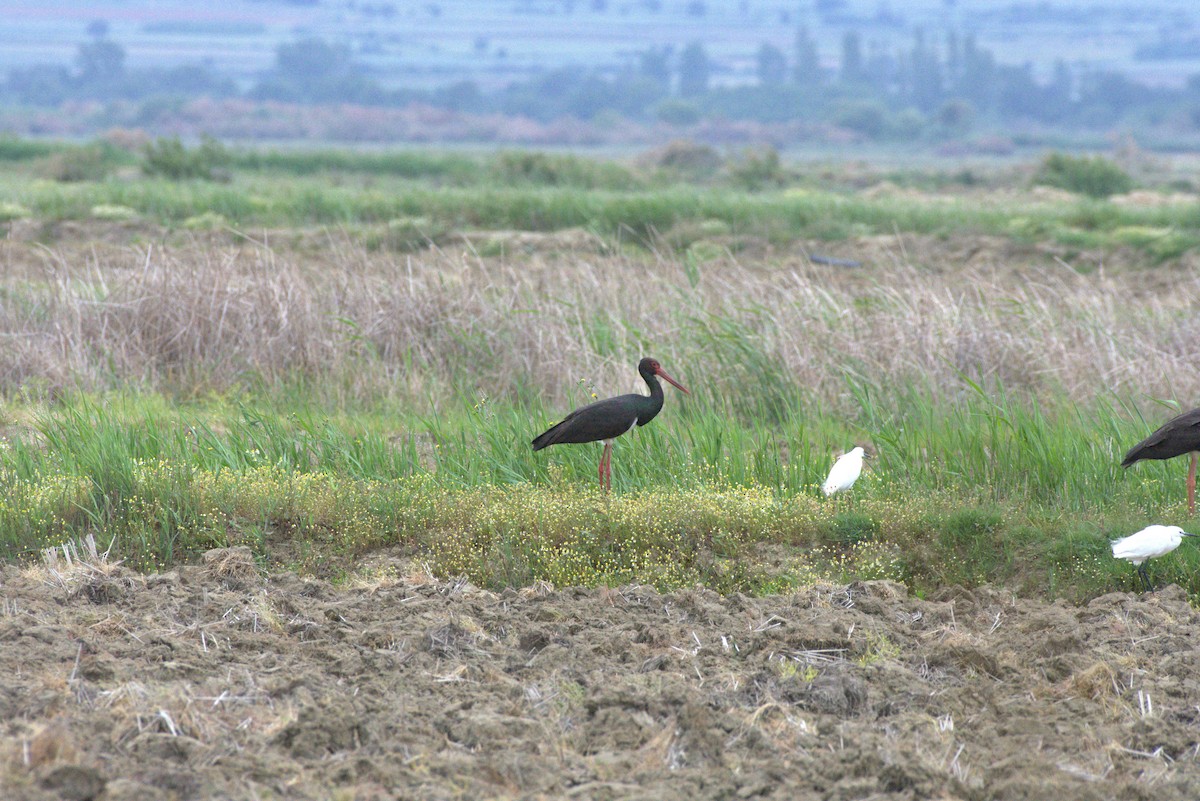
xmin=2 ymin=138 xmax=1198 ymax=262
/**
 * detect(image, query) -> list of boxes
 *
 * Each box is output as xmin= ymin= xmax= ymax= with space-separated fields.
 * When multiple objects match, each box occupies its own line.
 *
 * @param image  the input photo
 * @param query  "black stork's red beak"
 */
xmin=655 ymin=366 xmax=690 ymax=394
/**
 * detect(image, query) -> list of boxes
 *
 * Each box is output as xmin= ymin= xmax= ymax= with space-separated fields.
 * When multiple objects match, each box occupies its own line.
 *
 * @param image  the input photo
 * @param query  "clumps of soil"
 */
xmin=2 ymin=556 xmax=1199 ymax=800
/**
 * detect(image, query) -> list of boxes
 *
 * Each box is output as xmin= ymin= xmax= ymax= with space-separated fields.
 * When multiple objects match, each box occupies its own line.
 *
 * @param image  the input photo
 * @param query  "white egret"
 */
xmin=1110 ymin=524 xmax=1194 ymax=592
xmin=822 ymin=446 xmax=866 ymax=497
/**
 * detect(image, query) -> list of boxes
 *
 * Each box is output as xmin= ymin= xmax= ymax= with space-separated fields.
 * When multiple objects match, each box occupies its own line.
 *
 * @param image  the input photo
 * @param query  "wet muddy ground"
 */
xmin=3 ymin=547 xmax=1199 ymax=800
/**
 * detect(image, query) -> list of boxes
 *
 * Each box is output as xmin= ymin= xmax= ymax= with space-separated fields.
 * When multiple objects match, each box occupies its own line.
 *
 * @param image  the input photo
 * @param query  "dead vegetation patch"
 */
xmin=2 ymin=229 xmax=1200 ymax=407
xmin=200 ymin=546 xmax=260 ymax=590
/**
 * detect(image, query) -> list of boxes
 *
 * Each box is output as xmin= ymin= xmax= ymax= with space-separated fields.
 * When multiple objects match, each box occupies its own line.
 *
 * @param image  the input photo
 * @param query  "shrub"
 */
xmin=646 ymin=139 xmax=722 ymax=181
xmin=142 ymin=135 xmax=232 ymax=181
xmin=833 ymin=100 xmax=887 ymax=138
xmin=935 ymin=99 xmax=975 ymax=133
xmin=655 ymin=98 xmax=701 ymax=126
xmin=38 ymin=143 xmax=122 ymax=182
xmin=489 ymin=150 xmax=637 ymax=190
xmin=889 ymin=107 xmax=927 ymax=140
xmin=0 ymin=135 xmax=58 ymax=162
xmin=0 ymin=202 xmax=31 ymax=222
xmin=728 ymin=146 xmax=786 ymax=191
xmin=1032 ymin=152 xmax=1133 ymax=198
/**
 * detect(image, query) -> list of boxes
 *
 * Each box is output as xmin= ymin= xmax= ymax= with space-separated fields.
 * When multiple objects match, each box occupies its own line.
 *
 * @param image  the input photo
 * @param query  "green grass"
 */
xmin=0 ymin=139 xmax=1197 ymax=260
xmin=0 ymin=135 xmax=61 ymax=162
xmin=7 ymin=174 xmax=1198 ymax=258
xmin=3 ymin=387 xmax=1197 ymax=601
xmin=230 ymin=147 xmax=485 ymax=183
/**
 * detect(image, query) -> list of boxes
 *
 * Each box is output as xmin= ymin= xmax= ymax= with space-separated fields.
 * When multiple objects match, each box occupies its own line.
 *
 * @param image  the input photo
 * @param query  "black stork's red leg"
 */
xmin=598 ymin=441 xmax=614 ymax=492
xmin=1189 ymin=453 xmax=1197 ymax=516
xmin=532 ymin=358 xmax=689 ymax=493
xmin=1122 ymin=406 xmax=1200 ymax=516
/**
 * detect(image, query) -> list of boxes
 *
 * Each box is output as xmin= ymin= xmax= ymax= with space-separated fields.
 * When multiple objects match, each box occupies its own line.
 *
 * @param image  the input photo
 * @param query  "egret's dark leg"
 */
xmin=1188 ymin=453 xmax=1197 ymax=516
xmin=1138 ymin=563 xmax=1153 ymax=593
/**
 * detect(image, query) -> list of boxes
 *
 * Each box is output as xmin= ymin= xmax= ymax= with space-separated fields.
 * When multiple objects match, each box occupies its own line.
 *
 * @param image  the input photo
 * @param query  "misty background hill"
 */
xmin=2 ymin=0 xmax=1200 ymax=150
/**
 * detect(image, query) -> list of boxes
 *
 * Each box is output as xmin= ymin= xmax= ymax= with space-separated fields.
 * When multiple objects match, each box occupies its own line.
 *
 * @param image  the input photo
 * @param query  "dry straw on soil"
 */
xmin=1 ymin=232 xmax=1198 ymax=408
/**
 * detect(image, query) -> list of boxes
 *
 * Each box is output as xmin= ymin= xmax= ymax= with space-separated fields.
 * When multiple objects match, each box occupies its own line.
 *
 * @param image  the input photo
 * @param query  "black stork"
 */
xmin=1122 ymin=406 xmax=1200 ymax=515
xmin=532 ymin=357 xmax=689 ymax=492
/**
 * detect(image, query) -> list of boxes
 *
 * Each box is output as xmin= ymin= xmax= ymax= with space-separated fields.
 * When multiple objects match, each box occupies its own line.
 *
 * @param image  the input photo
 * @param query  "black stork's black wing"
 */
xmin=532 ymin=393 xmax=653 ymax=450
xmin=1122 ymin=406 xmax=1200 ymax=466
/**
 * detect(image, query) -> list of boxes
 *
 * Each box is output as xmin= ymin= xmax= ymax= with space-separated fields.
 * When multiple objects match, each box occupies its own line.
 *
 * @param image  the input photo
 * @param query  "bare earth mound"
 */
xmin=3 ymin=551 xmax=1199 ymax=800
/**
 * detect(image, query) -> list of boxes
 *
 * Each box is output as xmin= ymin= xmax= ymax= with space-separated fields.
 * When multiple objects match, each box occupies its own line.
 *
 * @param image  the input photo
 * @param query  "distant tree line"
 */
xmin=5 ymin=26 xmax=1200 ymax=141
xmin=5 ymin=26 xmax=235 ymax=109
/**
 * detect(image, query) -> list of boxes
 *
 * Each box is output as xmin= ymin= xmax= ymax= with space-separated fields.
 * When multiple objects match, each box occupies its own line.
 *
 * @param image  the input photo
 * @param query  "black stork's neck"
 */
xmin=639 ymin=360 xmax=665 ymax=401
xmin=635 ymin=360 xmax=666 ymax=426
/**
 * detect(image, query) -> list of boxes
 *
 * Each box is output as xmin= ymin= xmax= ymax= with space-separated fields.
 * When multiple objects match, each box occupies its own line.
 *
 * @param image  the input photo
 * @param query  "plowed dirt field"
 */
xmin=3 ymin=549 xmax=1199 ymax=800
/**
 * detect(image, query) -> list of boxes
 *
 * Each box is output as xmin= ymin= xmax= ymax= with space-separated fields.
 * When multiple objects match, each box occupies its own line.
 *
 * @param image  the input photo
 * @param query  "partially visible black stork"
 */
xmin=1122 ymin=406 xmax=1200 ymax=515
xmin=532 ymin=357 xmax=689 ymax=492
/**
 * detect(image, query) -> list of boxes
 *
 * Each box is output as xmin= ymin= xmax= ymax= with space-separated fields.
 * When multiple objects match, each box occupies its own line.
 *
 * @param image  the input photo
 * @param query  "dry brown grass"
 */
xmin=2 ymin=231 xmax=1199 ymax=409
